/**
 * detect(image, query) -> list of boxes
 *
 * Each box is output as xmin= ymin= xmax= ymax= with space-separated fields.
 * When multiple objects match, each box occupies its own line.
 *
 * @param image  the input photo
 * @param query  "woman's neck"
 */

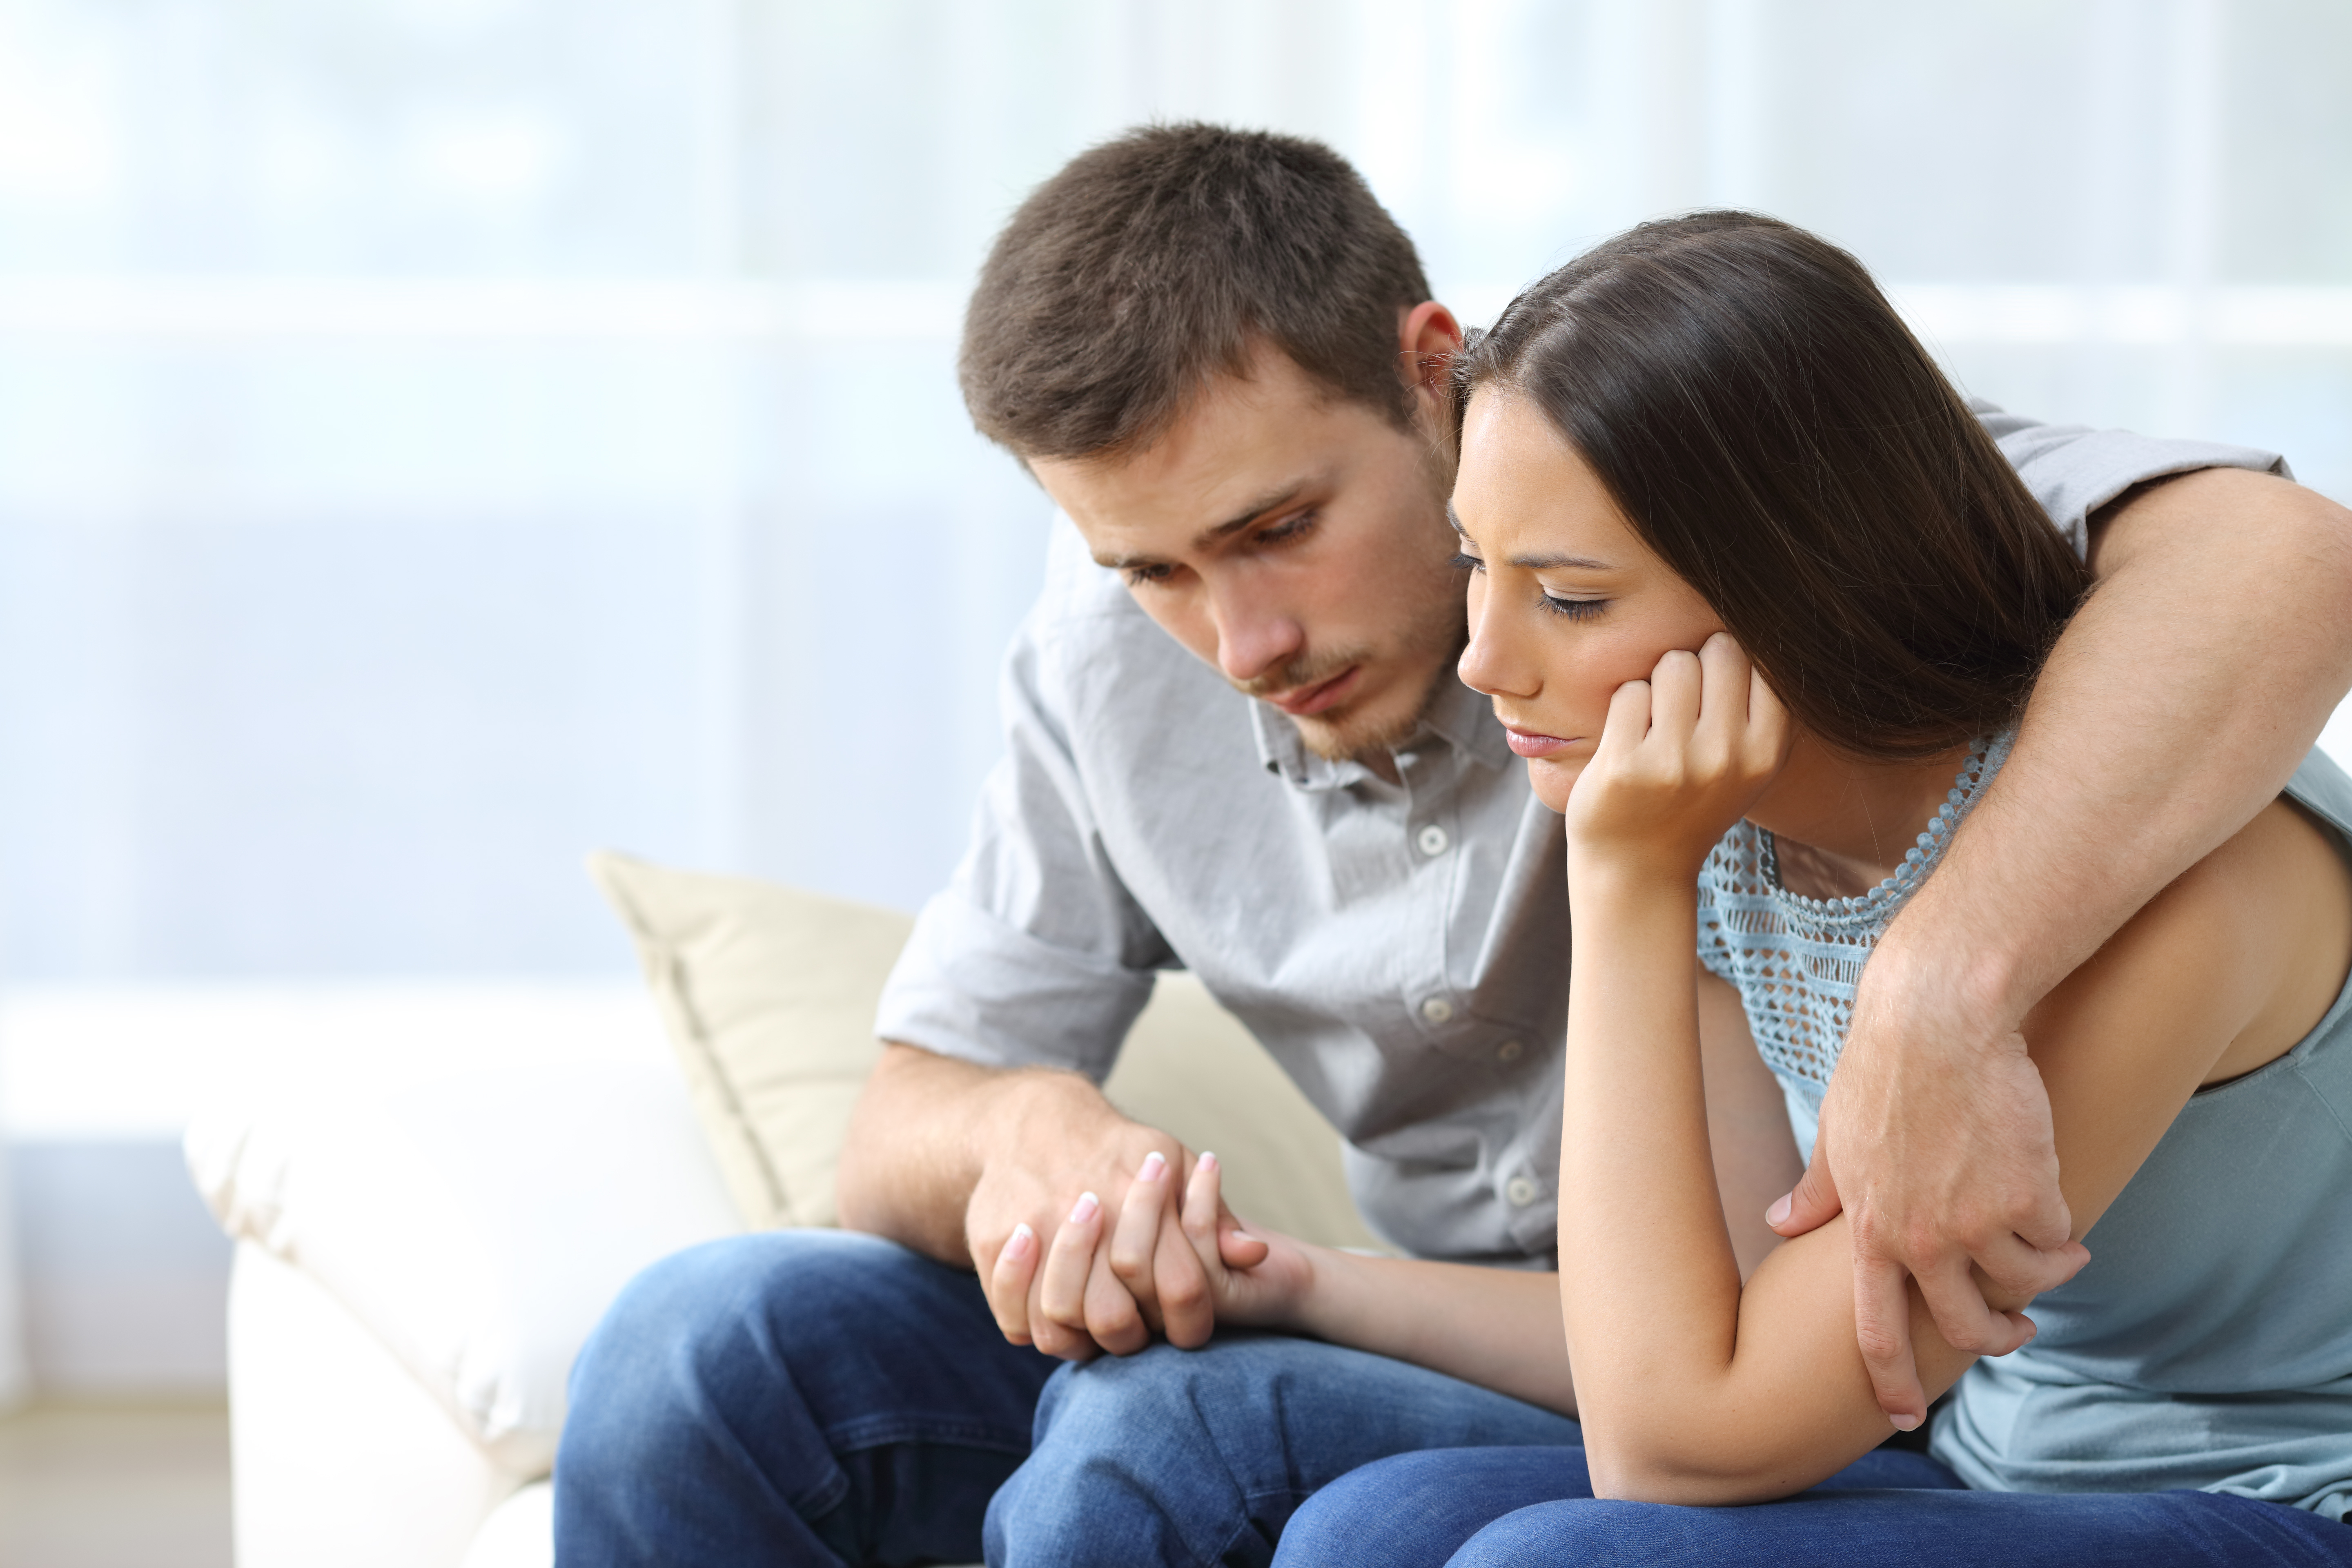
xmin=1746 ymin=733 xmax=1973 ymax=900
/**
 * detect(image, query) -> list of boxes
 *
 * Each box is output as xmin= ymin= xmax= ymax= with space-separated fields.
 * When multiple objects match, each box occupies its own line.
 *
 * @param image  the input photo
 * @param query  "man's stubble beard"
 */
xmin=1256 ymin=438 xmax=1469 ymax=763
xmin=1281 ymin=606 xmax=1472 ymax=764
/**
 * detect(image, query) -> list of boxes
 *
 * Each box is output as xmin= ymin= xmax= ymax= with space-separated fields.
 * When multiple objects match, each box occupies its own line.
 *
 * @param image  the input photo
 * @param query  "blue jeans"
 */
xmin=1274 ymin=1446 xmax=2352 ymax=1567
xmin=551 ymin=1229 xmax=1592 ymax=1566
xmin=553 ymin=1230 xmax=1058 ymax=1566
xmin=985 ymin=1332 xmax=1584 ymax=1566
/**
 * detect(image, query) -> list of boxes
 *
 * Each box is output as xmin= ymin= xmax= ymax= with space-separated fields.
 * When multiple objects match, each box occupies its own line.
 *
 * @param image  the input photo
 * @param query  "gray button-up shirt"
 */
xmin=876 ymin=404 xmax=2286 ymax=1265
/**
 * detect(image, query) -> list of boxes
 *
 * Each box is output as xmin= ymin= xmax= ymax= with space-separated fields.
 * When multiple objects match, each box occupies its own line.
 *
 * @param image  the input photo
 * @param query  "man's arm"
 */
xmin=1775 ymin=466 xmax=2352 ymax=1424
xmin=835 ymin=1042 xmax=1225 ymax=1360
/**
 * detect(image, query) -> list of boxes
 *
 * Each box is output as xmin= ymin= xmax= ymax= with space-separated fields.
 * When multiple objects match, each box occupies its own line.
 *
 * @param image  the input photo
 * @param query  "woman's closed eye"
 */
xmin=1540 ymin=593 xmax=1608 ymax=621
xmin=1452 ymin=550 xmax=1609 ymax=619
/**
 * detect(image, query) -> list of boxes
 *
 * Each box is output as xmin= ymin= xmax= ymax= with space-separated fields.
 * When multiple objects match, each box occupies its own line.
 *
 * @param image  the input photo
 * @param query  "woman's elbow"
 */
xmin=1582 ymin=1430 xmax=1793 ymax=1507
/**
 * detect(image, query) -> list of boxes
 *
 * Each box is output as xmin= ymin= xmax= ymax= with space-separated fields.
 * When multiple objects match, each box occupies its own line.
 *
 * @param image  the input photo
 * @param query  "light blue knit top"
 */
xmin=1696 ymin=740 xmax=2352 ymax=1519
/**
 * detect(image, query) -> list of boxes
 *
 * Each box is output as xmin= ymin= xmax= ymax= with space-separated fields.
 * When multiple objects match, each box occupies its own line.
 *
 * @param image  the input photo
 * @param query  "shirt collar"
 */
xmin=1419 ymin=673 xmax=1517 ymax=771
xmin=1249 ymin=672 xmax=1515 ymax=789
xmin=1250 ymin=695 xmax=1361 ymax=790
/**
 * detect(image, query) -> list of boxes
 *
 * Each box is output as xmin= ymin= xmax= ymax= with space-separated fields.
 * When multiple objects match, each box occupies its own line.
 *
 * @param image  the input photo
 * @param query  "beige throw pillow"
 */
xmin=588 ymin=851 xmax=1381 ymax=1251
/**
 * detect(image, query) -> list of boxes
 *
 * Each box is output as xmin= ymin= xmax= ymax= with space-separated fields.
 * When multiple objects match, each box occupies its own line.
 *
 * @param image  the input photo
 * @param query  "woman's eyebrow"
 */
xmin=1511 ymin=550 xmax=1615 ymax=570
xmin=1443 ymin=502 xmax=1613 ymax=569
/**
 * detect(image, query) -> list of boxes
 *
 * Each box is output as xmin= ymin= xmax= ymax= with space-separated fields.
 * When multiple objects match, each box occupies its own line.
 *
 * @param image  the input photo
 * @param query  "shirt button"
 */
xmin=1497 ymin=1039 xmax=1525 ymax=1063
xmin=1416 ymin=824 xmax=1450 ymax=857
xmin=1506 ymin=1176 xmax=1539 ymax=1207
xmin=1420 ymin=997 xmax=1454 ymax=1024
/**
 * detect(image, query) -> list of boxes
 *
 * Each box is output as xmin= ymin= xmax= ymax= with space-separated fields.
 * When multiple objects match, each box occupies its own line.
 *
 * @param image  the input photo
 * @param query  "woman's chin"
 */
xmin=1526 ymin=755 xmax=1586 ymax=813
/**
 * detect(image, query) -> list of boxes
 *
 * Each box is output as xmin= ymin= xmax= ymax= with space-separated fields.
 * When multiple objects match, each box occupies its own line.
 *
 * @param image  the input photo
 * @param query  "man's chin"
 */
xmin=1292 ymin=686 xmax=1431 ymax=764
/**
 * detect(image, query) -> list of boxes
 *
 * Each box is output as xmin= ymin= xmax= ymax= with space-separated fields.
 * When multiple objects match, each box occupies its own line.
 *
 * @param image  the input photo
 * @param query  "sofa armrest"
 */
xmin=188 ymin=1058 xmax=742 ymax=1474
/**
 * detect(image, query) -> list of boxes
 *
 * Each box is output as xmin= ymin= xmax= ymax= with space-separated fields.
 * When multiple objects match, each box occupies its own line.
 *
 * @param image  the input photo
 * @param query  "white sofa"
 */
xmin=192 ymin=1057 xmax=742 ymax=1568
xmin=188 ymin=886 xmax=1378 ymax=1568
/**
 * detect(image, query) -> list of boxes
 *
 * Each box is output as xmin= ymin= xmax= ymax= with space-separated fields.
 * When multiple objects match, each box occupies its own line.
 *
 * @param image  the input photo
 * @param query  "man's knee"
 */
xmin=1015 ymin=1333 xmax=1314 ymax=1489
xmin=988 ymin=1336 xmax=1336 ymax=1568
xmin=561 ymin=1229 xmax=926 ymax=1480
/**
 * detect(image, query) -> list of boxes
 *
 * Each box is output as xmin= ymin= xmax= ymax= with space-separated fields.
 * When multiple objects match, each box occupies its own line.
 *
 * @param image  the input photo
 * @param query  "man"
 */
xmin=555 ymin=125 xmax=2352 ymax=1567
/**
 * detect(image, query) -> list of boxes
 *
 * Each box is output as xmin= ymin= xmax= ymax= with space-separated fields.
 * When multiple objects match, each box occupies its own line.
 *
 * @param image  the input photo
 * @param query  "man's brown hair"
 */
xmin=960 ymin=123 xmax=1432 ymax=461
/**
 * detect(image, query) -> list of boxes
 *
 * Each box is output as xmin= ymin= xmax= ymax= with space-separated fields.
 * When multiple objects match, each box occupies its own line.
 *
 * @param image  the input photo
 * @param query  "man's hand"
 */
xmin=835 ymin=1041 xmax=1257 ymax=1362
xmin=962 ymin=1073 xmax=1241 ymax=1360
xmin=1770 ymin=468 xmax=2352 ymax=1427
xmin=989 ymin=1150 xmax=1285 ymax=1352
xmin=1769 ymin=942 xmax=2091 ymax=1428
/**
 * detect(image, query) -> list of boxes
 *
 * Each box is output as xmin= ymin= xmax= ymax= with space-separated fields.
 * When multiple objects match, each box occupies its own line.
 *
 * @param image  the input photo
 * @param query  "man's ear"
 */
xmin=1399 ymin=301 xmax=1466 ymax=398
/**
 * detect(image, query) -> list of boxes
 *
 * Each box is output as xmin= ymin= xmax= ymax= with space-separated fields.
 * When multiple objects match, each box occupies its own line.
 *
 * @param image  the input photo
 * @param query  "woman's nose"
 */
xmin=1458 ymin=578 xmax=1537 ymax=698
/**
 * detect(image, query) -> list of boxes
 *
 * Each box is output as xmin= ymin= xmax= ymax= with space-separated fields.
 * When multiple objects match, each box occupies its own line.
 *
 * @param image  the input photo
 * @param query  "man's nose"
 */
xmin=1212 ymin=586 xmax=1305 ymax=686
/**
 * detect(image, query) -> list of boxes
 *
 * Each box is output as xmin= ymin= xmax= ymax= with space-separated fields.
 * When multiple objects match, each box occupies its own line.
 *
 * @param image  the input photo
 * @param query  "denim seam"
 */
xmin=1199 ymin=1481 xmax=1317 ymax=1568
xmin=790 ymin=1463 xmax=853 ymax=1524
xmin=823 ymin=1413 xmax=1033 ymax=1457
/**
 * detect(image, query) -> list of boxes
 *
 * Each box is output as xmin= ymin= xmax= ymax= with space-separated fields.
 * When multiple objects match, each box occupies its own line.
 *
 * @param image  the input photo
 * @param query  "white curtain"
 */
xmin=1 ymin=0 xmax=2347 ymax=983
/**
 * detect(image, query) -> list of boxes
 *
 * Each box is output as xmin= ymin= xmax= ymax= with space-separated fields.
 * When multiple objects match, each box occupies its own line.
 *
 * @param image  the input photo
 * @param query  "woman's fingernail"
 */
xmin=1138 ymin=1152 xmax=1166 ymax=1182
xmin=1889 ymin=1412 xmax=1921 ymax=1433
xmin=1070 ymin=1191 xmax=1099 ymax=1224
xmin=1766 ymin=1194 xmax=1792 ymax=1227
xmin=1004 ymin=1223 xmax=1034 ymax=1259
xmin=1229 ymin=1229 xmax=1255 ymax=1244
xmin=1199 ymin=1152 xmax=1218 ymax=1173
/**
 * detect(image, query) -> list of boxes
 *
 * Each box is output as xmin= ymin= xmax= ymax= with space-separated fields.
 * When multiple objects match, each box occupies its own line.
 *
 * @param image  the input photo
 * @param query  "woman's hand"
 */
xmin=1564 ymin=633 xmax=1791 ymax=885
xmin=987 ymin=1150 xmax=1310 ymax=1347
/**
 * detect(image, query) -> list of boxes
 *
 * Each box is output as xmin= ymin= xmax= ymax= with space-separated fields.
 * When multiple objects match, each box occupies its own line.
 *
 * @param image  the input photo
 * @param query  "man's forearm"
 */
xmin=1886 ymin=468 xmax=2352 ymax=1016
xmin=835 ymin=1042 xmax=1117 ymax=1266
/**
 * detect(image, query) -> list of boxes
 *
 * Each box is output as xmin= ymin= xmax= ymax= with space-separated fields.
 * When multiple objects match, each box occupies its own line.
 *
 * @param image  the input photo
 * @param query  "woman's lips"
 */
xmin=1271 ymin=665 xmax=1363 ymax=717
xmin=1504 ymin=726 xmax=1577 ymax=758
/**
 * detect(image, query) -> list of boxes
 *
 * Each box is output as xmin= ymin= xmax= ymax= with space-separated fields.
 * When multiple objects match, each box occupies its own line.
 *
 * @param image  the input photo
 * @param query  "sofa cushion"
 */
xmin=588 ymin=851 xmax=1380 ymax=1250
xmin=188 ymin=1058 xmax=741 ymax=1471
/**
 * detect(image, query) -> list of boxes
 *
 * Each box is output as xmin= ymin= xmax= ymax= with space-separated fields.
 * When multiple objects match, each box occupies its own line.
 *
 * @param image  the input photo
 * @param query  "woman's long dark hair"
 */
xmin=1454 ymin=211 xmax=2089 ymax=761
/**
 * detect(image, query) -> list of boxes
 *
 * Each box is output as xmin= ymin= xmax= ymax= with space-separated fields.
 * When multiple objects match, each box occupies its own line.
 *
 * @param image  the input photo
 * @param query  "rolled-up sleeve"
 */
xmin=875 ymin=605 xmax=1174 ymax=1081
xmin=1971 ymin=398 xmax=2290 ymax=557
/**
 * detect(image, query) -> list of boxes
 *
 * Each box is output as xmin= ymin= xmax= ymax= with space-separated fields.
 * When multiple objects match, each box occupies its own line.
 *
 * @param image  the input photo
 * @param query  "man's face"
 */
xmin=1029 ymin=337 xmax=1467 ymax=762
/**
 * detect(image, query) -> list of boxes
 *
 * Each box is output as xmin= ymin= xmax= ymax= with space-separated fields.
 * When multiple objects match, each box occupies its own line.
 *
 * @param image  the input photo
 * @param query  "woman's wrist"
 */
xmin=1277 ymin=1240 xmax=1356 ymax=1341
xmin=1565 ymin=847 xmax=1703 ymax=924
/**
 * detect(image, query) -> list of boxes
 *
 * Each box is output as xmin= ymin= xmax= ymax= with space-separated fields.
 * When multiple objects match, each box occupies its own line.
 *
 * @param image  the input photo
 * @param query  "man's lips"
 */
xmin=1268 ymin=665 xmax=1363 ymax=717
xmin=1504 ymin=726 xmax=1578 ymax=759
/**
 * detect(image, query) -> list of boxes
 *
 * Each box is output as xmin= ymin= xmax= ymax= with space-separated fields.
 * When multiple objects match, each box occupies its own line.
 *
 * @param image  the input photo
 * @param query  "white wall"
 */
xmin=0 ymin=0 xmax=2346 ymax=981
xmin=0 ymin=0 xmax=2347 ymax=1390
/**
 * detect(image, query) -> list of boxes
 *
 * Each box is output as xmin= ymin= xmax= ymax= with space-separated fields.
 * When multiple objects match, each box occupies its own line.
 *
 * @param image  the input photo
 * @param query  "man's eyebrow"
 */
xmin=1193 ymin=482 xmax=1312 ymax=550
xmin=1091 ymin=481 xmax=1323 ymax=570
xmin=1443 ymin=502 xmax=1614 ymax=570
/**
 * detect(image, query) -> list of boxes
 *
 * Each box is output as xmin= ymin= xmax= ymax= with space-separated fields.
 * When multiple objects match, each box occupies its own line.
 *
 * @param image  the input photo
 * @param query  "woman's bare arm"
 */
xmin=1272 ymin=1007 xmax=1799 ymax=1415
xmin=1794 ymin=469 xmax=2352 ymax=1420
xmin=1560 ymin=795 xmax=2350 ymax=1503
xmin=987 ymin=970 xmax=1808 ymax=1417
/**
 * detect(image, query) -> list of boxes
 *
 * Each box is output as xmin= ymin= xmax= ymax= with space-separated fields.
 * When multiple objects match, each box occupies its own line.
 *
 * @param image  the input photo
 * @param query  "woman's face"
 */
xmin=1451 ymin=386 xmax=1726 ymax=812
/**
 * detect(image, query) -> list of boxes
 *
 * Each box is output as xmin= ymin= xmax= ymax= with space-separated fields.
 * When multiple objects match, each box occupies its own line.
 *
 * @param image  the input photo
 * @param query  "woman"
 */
xmin=998 ymin=213 xmax=2352 ymax=1565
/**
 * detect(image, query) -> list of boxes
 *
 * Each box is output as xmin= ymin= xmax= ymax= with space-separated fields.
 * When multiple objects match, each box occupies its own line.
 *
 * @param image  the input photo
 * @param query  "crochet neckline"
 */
xmin=1756 ymin=735 xmax=2004 ymax=922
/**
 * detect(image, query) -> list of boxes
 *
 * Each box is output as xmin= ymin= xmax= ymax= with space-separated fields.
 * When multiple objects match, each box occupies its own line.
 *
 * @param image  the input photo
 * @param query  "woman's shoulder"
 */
xmin=2042 ymin=787 xmax=2352 ymax=1089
